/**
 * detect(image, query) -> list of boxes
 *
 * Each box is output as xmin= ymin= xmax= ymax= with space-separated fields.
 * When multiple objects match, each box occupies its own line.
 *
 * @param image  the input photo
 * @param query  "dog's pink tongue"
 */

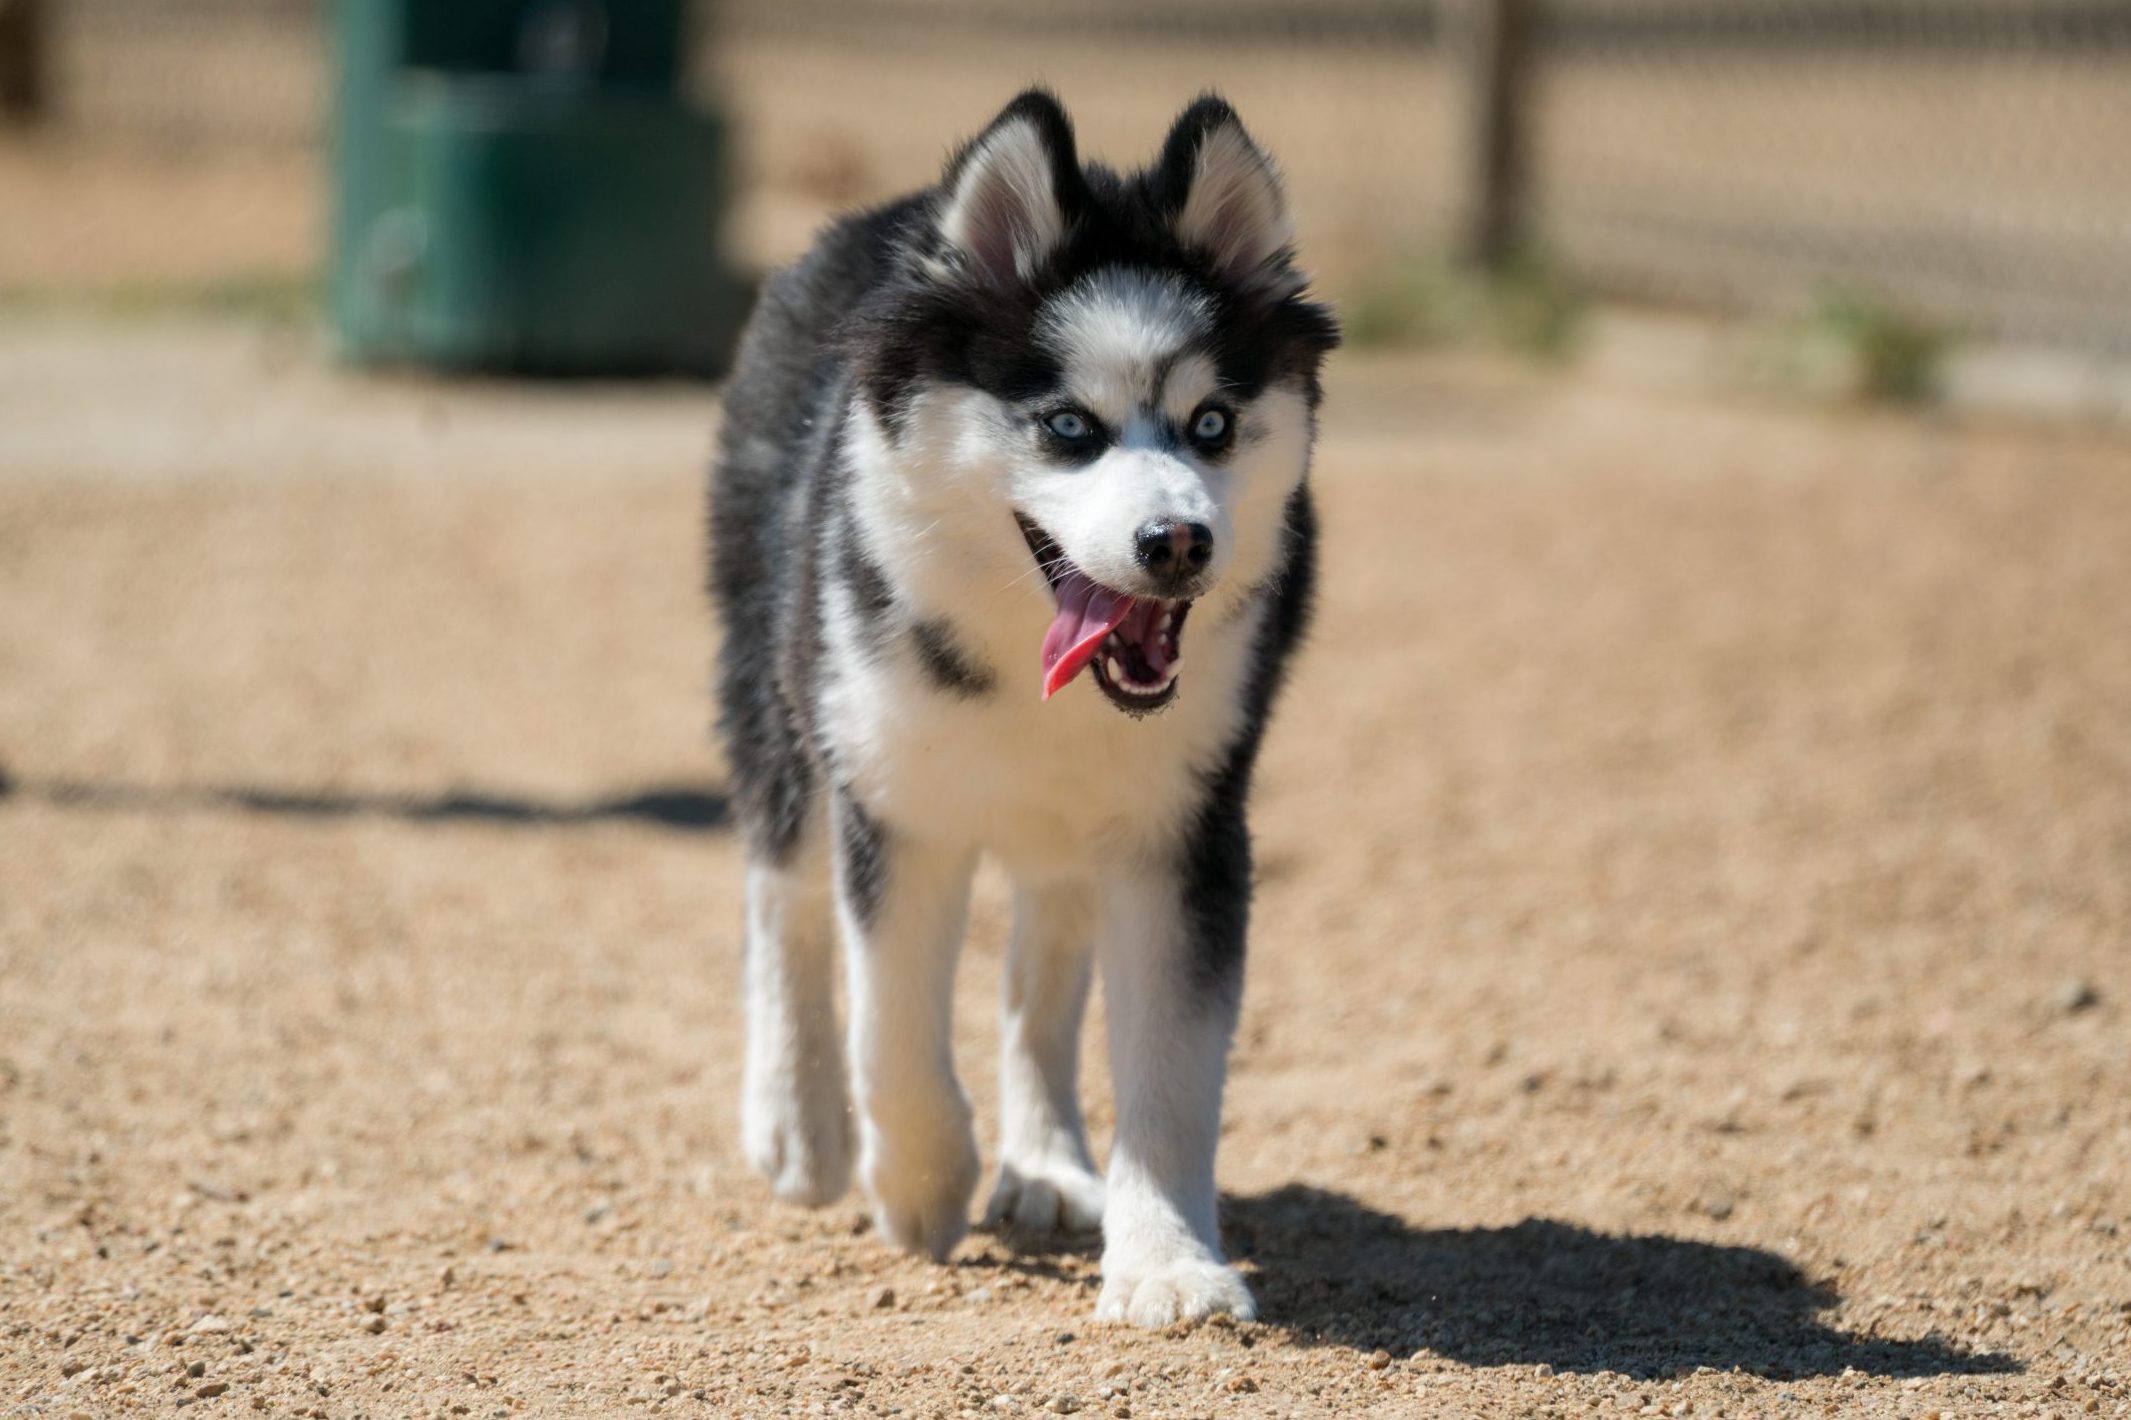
xmin=1040 ymin=570 xmax=1135 ymax=699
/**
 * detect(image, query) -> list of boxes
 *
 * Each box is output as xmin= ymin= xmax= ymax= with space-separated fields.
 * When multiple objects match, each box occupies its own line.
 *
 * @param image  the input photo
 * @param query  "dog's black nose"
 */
xmin=1134 ymin=521 xmax=1214 ymax=579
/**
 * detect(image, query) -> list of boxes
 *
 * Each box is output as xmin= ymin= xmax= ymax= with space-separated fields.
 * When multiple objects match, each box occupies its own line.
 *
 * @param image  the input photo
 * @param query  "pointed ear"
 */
xmin=936 ymin=90 xmax=1082 ymax=287
xmin=1158 ymin=97 xmax=1295 ymax=290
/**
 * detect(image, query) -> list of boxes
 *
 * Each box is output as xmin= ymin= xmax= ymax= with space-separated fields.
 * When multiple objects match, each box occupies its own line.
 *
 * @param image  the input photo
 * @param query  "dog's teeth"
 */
xmin=1105 ymin=656 xmax=1125 ymax=683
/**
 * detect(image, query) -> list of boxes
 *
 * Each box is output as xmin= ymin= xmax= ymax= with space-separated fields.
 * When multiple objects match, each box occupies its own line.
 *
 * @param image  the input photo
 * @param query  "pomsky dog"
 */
xmin=709 ymin=88 xmax=1337 ymax=1325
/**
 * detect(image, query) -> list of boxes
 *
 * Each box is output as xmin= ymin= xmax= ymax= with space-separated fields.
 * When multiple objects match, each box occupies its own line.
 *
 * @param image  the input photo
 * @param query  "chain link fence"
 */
xmin=1535 ymin=1 xmax=2131 ymax=352
xmin=13 ymin=0 xmax=2131 ymax=351
xmin=32 ymin=0 xmax=322 ymax=147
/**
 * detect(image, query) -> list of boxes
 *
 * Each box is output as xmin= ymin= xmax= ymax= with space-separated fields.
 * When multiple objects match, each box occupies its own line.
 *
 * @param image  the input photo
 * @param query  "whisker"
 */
xmin=999 ymin=549 xmax=1074 ymax=595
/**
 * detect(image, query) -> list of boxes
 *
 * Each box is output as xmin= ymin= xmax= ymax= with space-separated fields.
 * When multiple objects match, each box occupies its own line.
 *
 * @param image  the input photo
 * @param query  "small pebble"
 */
xmin=197 ymin=1382 xmax=230 ymax=1399
xmin=870 ymin=1286 xmax=896 ymax=1309
xmin=1366 ymin=1350 xmax=1392 ymax=1371
xmin=2059 ymin=978 xmax=2101 ymax=1013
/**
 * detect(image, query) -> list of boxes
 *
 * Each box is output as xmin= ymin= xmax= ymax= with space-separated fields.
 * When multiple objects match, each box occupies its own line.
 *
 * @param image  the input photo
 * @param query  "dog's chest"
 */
xmin=817 ymin=612 xmax=1254 ymax=873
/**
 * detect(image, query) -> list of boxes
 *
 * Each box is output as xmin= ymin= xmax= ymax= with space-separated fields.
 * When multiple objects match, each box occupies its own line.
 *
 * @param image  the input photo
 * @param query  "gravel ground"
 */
xmin=2 ymin=319 xmax=2128 ymax=1418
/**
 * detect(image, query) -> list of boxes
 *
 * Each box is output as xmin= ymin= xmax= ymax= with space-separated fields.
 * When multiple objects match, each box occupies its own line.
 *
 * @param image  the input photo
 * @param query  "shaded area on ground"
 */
xmin=1225 ymin=1185 xmax=2020 ymax=1380
xmin=0 ymin=768 xmax=730 ymax=833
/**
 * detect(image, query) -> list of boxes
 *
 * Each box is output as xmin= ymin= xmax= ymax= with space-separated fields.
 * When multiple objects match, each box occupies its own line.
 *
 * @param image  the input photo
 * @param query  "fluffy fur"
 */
xmin=709 ymin=89 xmax=1337 ymax=1325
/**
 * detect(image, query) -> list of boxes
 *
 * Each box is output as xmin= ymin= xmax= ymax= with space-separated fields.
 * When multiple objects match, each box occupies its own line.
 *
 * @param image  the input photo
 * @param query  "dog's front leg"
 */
xmin=833 ymin=786 xmax=982 ymax=1262
xmin=1092 ymin=835 xmax=1256 ymax=1326
xmin=981 ymin=878 xmax=1104 ymax=1236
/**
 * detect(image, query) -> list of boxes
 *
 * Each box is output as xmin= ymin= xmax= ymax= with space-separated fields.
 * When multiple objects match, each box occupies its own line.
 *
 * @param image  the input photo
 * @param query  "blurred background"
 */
xmin=5 ymin=0 xmax=2131 ymax=388
xmin=4 ymin=5 xmax=2130 ymax=1415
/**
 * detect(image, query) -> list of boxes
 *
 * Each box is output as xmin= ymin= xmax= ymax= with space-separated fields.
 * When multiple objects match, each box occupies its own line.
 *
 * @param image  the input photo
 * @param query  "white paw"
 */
xmin=980 ymin=1155 xmax=1105 ymax=1236
xmin=1095 ymin=1257 xmax=1256 ymax=1328
xmin=741 ymin=1063 xmax=853 ymax=1208
xmin=862 ymin=1124 xmax=980 ymax=1262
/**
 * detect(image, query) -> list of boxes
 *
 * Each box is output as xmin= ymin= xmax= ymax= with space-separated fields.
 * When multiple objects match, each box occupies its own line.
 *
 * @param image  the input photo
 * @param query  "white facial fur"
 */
xmin=1005 ymin=267 xmax=1309 ymax=612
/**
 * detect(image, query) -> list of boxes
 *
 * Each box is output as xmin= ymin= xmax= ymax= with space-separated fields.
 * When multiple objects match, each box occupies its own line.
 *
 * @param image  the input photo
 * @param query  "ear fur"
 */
xmin=1156 ymin=96 xmax=1296 ymax=291
xmin=935 ymin=89 xmax=1084 ymax=287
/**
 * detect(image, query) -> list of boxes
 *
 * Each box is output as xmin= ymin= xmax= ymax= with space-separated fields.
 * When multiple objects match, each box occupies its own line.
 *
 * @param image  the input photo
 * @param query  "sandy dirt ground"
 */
xmin=2 ymin=317 xmax=2130 ymax=1419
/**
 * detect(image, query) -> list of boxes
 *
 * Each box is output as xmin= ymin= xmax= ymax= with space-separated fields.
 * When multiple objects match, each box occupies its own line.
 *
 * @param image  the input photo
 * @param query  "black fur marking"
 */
xmin=1176 ymin=484 xmax=1318 ymax=996
xmin=834 ymin=508 xmax=898 ymax=623
xmin=835 ymin=785 xmax=890 ymax=929
xmin=910 ymin=618 xmax=996 ymax=698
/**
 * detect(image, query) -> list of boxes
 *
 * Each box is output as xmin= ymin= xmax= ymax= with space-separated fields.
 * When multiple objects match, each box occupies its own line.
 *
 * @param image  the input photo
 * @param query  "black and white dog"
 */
xmin=709 ymin=89 xmax=1337 ymax=1326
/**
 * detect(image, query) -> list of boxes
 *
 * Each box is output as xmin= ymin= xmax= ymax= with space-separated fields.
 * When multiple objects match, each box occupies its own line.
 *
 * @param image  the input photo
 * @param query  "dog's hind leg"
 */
xmin=740 ymin=818 xmax=853 ymax=1207
xmin=981 ymin=877 xmax=1105 ymax=1238
xmin=834 ymin=787 xmax=982 ymax=1262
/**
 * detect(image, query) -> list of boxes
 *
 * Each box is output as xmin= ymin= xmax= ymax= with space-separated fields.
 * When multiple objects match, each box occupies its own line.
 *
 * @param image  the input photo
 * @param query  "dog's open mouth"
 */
xmin=1018 ymin=515 xmax=1189 ymax=714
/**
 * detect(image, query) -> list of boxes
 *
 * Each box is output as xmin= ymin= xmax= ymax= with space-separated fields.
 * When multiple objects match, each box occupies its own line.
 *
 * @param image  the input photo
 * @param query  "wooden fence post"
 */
xmin=0 ymin=0 xmax=44 ymax=123
xmin=1461 ymin=0 xmax=1537 ymax=269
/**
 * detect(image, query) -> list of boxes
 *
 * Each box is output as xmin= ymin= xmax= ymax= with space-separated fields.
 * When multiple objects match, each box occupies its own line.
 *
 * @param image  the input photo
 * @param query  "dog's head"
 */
xmin=850 ymin=89 xmax=1339 ymax=714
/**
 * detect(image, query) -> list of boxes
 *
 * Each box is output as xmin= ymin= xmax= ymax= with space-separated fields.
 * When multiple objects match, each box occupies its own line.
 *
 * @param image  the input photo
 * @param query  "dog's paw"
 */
xmin=741 ymin=1066 xmax=853 ymax=1208
xmin=863 ymin=1128 xmax=980 ymax=1262
xmin=1094 ymin=1258 xmax=1256 ymax=1328
xmin=980 ymin=1155 xmax=1105 ymax=1237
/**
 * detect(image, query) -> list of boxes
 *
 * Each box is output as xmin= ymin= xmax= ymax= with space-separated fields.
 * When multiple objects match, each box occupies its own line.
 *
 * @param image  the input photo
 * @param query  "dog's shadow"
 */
xmin=1205 ymin=1184 xmax=2015 ymax=1380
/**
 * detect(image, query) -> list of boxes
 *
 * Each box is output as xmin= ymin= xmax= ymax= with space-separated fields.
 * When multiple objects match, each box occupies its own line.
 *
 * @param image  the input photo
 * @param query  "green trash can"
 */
xmin=332 ymin=0 xmax=745 ymax=375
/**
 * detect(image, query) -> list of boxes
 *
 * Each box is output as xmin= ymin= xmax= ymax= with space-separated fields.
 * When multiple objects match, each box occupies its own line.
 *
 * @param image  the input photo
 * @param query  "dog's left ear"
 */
xmin=1157 ymin=97 xmax=1295 ymax=291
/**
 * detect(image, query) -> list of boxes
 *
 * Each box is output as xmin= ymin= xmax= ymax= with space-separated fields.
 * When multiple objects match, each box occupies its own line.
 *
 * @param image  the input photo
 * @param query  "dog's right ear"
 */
xmin=935 ymin=90 xmax=1083 ymax=288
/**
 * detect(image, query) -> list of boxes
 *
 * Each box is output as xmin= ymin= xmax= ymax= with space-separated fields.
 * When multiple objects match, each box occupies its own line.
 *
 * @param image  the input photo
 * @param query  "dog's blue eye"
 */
xmin=1192 ymin=408 xmax=1229 ymax=443
xmin=1046 ymin=411 xmax=1091 ymax=440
